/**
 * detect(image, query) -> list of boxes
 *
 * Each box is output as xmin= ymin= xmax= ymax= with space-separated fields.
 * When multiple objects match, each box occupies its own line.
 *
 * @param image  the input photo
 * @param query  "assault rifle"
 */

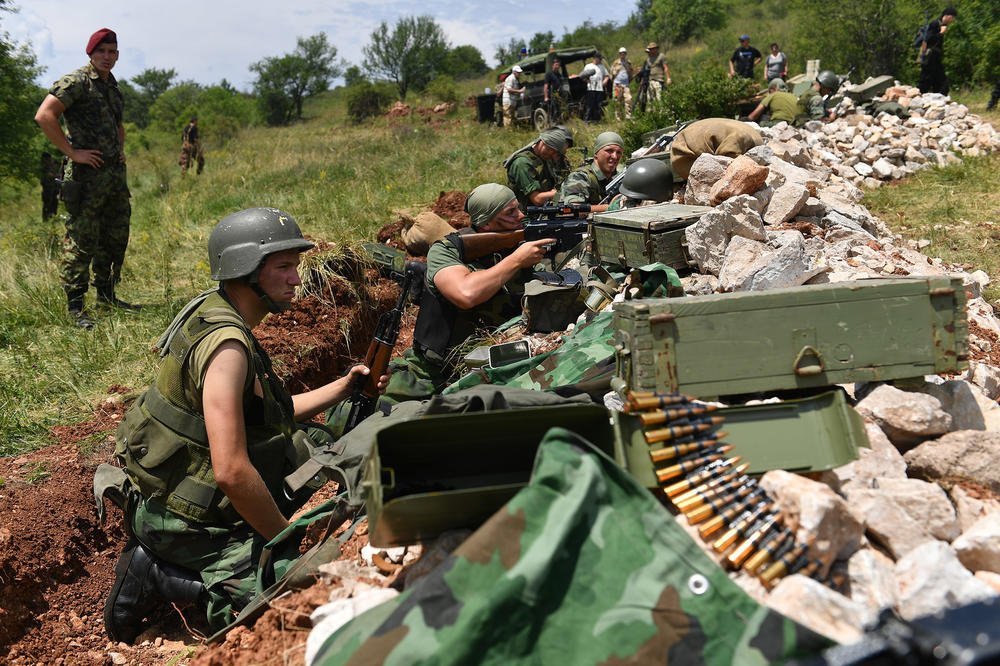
xmin=458 ymin=206 xmax=591 ymax=261
xmin=342 ymin=252 xmax=424 ymax=434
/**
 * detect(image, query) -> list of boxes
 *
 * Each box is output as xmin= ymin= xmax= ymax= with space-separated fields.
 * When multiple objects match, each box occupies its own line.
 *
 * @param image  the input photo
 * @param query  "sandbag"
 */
xmin=400 ymin=212 xmax=456 ymax=256
xmin=670 ymin=118 xmax=763 ymax=181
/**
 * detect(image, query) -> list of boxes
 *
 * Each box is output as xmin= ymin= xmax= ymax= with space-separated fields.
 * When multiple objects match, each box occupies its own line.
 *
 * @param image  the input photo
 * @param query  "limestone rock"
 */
xmin=894 ymin=540 xmax=997 ymax=620
xmin=854 ymin=384 xmax=951 ymax=447
xmin=967 ymin=361 xmax=1000 ymax=400
xmin=767 ymin=575 xmax=870 ymax=644
xmin=844 ymin=486 xmax=936 ymax=559
xmin=950 ymin=484 xmax=1000 ymax=533
xmin=763 ymin=183 xmax=810 ymax=226
xmin=847 ymin=547 xmax=898 ymax=614
xmin=872 ymin=477 xmax=959 ymax=542
xmin=684 ymin=153 xmax=732 ymax=206
xmin=718 ymin=231 xmax=826 ymax=292
xmin=904 ymin=430 xmax=1000 ymax=494
xmin=952 ymin=514 xmax=1000 ymax=573
xmin=709 ymin=155 xmax=770 ymax=205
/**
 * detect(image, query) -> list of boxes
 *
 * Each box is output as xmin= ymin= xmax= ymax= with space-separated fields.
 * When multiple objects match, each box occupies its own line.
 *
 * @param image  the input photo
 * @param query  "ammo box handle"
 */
xmin=793 ymin=345 xmax=825 ymax=376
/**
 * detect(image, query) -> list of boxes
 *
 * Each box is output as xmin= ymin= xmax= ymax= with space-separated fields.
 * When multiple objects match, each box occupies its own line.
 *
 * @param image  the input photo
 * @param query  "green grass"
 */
xmin=2 ymin=79 xmax=997 ymax=456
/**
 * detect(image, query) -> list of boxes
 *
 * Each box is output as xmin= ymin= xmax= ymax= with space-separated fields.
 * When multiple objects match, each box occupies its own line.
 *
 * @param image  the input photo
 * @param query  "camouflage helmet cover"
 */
xmin=209 ymin=207 xmax=314 ymax=281
xmin=816 ymin=70 xmax=839 ymax=91
xmin=619 ymin=158 xmax=673 ymax=202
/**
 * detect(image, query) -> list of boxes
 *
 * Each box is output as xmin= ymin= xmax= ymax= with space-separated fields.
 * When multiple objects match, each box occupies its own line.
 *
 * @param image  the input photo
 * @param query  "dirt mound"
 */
xmin=430 ymin=190 xmax=471 ymax=229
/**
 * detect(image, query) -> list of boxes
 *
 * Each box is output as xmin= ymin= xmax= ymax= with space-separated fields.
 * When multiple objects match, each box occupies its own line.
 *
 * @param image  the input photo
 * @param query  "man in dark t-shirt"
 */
xmin=543 ymin=60 xmax=565 ymax=120
xmin=919 ymin=7 xmax=957 ymax=95
xmin=729 ymin=34 xmax=762 ymax=80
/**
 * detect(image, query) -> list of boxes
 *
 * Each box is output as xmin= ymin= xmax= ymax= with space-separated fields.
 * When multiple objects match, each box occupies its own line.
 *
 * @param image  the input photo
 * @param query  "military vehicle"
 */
xmin=474 ymin=46 xmax=601 ymax=130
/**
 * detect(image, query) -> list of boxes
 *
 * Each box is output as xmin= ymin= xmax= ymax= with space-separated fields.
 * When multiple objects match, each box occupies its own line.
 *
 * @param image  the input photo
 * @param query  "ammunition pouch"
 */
xmin=521 ymin=268 xmax=588 ymax=333
xmin=59 ymin=179 xmax=86 ymax=216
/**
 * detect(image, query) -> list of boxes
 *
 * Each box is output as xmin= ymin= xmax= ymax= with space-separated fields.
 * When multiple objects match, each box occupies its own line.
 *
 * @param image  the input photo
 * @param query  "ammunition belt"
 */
xmin=623 ymin=391 xmax=830 ymax=588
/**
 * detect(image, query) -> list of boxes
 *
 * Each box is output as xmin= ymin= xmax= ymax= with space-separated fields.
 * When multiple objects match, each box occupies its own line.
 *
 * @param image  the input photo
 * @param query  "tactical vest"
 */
xmin=506 ymin=147 xmax=557 ymax=211
xmin=413 ymin=233 xmax=527 ymax=366
xmin=115 ymin=290 xmax=298 ymax=525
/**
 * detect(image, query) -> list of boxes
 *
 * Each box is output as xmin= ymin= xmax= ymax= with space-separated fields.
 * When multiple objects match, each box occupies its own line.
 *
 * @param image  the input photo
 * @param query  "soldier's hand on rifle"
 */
xmin=513 ymin=238 xmax=557 ymax=267
xmin=346 ymin=364 xmax=391 ymax=395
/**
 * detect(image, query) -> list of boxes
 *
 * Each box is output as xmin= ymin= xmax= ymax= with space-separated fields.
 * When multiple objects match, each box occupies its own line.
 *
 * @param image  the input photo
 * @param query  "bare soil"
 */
xmin=0 ymin=231 xmax=418 ymax=664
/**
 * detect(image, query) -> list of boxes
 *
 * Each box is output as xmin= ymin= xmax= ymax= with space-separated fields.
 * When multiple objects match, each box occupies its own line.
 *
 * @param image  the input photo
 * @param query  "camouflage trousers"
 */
xmin=502 ymin=102 xmax=517 ymax=128
xmin=325 ymin=347 xmax=448 ymax=436
xmin=648 ymin=79 xmax=664 ymax=100
xmin=179 ymin=141 xmax=205 ymax=174
xmin=61 ymin=165 xmax=131 ymax=298
xmin=129 ymin=499 xmax=302 ymax=631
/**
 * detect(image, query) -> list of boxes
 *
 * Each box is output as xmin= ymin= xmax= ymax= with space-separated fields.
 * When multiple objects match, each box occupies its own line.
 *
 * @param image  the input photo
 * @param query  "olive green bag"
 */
xmin=521 ymin=268 xmax=590 ymax=333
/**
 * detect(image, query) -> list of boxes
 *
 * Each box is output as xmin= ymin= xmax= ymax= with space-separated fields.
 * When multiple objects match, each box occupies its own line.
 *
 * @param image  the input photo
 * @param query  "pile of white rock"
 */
xmin=673 ymin=93 xmax=1000 ymax=644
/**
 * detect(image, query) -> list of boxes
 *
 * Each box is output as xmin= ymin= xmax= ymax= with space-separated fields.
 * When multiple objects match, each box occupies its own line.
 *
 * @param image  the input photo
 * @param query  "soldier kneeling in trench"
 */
xmin=100 ymin=207 xmax=388 ymax=642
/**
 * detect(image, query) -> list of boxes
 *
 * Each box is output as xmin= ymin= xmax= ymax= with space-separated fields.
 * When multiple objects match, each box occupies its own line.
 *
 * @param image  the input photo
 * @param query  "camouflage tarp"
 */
xmin=310 ymin=428 xmax=832 ymax=665
xmin=444 ymin=311 xmax=617 ymax=393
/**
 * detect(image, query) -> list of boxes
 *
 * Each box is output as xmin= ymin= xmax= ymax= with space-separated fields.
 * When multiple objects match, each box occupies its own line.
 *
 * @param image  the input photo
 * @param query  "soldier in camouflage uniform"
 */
xmin=606 ymin=158 xmax=673 ymax=211
xmin=331 ymin=185 xmax=554 ymax=419
xmin=559 ymin=131 xmax=623 ymax=213
xmin=505 ymin=129 xmax=566 ymax=211
xmin=101 ymin=207 xmax=388 ymax=643
xmin=178 ymin=116 xmax=205 ymax=175
xmin=34 ymin=28 xmax=137 ymax=329
xmin=794 ymin=70 xmax=839 ymax=127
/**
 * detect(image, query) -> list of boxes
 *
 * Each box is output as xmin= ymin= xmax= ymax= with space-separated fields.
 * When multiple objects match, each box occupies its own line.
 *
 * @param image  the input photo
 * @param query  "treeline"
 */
xmin=2 ymin=0 xmax=998 ymax=186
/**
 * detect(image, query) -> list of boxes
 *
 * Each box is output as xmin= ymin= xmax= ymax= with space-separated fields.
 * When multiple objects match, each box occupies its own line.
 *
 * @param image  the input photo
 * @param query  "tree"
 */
xmin=343 ymin=65 xmax=366 ymax=87
xmin=440 ymin=45 xmax=488 ymax=80
xmin=528 ymin=31 xmax=555 ymax=54
xmin=648 ymin=0 xmax=725 ymax=46
xmin=250 ymin=32 xmax=342 ymax=124
xmin=628 ymin=0 xmax=654 ymax=34
xmin=363 ymin=15 xmax=448 ymax=100
xmin=495 ymin=37 xmax=526 ymax=67
xmin=122 ymin=67 xmax=176 ymax=127
xmin=0 ymin=10 xmax=45 ymax=185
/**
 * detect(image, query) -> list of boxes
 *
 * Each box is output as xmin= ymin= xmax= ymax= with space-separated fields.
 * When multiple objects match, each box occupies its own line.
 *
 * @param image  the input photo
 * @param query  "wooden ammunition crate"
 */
xmin=590 ymin=203 xmax=711 ymax=271
xmin=613 ymin=277 xmax=969 ymax=399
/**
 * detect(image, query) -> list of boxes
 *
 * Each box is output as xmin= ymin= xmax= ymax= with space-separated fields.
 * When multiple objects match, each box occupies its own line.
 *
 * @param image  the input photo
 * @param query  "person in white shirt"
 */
xmin=573 ymin=53 xmax=610 ymax=123
xmin=502 ymin=65 xmax=525 ymax=129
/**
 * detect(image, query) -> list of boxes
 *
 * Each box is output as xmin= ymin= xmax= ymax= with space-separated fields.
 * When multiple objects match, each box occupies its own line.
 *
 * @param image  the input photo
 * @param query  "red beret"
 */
xmin=86 ymin=28 xmax=117 ymax=55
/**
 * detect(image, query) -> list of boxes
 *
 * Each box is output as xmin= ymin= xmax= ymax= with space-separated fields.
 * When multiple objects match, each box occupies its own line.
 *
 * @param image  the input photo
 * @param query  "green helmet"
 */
xmin=209 ymin=207 xmax=314 ymax=281
xmin=619 ymin=158 xmax=673 ymax=202
xmin=816 ymin=70 xmax=839 ymax=91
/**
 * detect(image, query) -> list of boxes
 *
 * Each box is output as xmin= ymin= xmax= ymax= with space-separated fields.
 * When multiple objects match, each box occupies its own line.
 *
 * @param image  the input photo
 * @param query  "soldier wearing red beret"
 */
xmin=34 ymin=28 xmax=138 ymax=329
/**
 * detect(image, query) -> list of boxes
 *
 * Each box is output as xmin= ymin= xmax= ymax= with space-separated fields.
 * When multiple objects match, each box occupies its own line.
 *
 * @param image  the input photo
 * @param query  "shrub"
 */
xmin=345 ymin=81 xmax=396 ymax=123
xmin=620 ymin=69 xmax=756 ymax=153
xmin=423 ymin=74 xmax=458 ymax=104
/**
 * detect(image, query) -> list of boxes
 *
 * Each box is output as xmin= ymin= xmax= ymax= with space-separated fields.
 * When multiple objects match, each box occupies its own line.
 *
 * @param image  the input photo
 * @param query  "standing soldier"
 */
xmin=34 ymin=28 xmax=137 ymax=329
xmin=610 ymin=47 xmax=634 ymax=120
xmin=918 ymin=7 xmax=957 ymax=96
xmin=179 ymin=116 xmax=205 ymax=175
xmin=40 ymin=152 xmax=63 ymax=221
xmin=643 ymin=43 xmax=671 ymax=101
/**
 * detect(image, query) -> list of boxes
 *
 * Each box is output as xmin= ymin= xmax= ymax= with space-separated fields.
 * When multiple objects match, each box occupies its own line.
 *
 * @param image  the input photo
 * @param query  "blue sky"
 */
xmin=5 ymin=0 xmax=632 ymax=91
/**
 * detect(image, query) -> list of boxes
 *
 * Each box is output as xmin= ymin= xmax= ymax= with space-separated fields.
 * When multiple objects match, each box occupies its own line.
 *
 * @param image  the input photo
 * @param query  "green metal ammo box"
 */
xmin=363 ymin=404 xmax=616 ymax=547
xmin=843 ymin=75 xmax=895 ymax=104
xmin=613 ymin=277 xmax=968 ymax=399
xmin=590 ymin=203 xmax=712 ymax=270
xmin=616 ymin=390 xmax=868 ymax=486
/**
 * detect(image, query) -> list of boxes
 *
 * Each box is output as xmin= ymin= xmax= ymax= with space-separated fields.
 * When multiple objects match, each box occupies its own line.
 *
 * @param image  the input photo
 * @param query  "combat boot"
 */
xmin=96 ymin=285 xmax=143 ymax=311
xmin=104 ymin=541 xmax=205 ymax=644
xmin=67 ymin=294 xmax=94 ymax=330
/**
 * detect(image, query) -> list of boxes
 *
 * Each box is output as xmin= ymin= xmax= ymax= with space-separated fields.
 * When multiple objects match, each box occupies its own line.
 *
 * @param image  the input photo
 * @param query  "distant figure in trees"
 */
xmin=40 ymin=151 xmax=64 ymax=221
xmin=987 ymin=80 xmax=999 ymax=111
xmin=179 ymin=116 xmax=205 ymax=175
xmin=729 ymin=34 xmax=762 ymax=80
xmin=765 ymin=43 xmax=787 ymax=82
xmin=918 ymin=7 xmax=958 ymax=96
xmin=34 ymin=27 xmax=139 ymax=330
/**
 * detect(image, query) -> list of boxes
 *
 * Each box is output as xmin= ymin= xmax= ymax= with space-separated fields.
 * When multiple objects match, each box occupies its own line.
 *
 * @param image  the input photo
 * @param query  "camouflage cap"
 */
xmin=768 ymin=78 xmax=788 ymax=91
xmin=593 ymin=131 xmax=624 ymax=154
xmin=465 ymin=184 xmax=517 ymax=229
xmin=538 ymin=129 xmax=567 ymax=153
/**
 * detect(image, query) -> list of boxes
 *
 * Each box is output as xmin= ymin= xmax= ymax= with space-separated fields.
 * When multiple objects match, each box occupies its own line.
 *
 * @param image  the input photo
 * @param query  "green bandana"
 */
xmin=539 ymin=129 xmax=567 ymax=153
xmin=465 ymin=184 xmax=517 ymax=229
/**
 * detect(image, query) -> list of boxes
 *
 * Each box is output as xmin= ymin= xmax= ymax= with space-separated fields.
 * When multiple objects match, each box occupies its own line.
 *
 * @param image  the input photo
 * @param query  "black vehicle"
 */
xmin=475 ymin=46 xmax=601 ymax=130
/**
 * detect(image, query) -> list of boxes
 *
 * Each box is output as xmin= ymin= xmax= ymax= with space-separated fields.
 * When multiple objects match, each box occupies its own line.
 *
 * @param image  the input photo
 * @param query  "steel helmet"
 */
xmin=208 ymin=207 xmax=314 ymax=281
xmin=619 ymin=158 xmax=673 ymax=202
xmin=816 ymin=70 xmax=839 ymax=91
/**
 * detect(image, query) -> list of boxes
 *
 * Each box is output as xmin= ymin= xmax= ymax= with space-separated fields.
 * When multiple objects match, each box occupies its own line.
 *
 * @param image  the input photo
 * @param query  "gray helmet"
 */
xmin=619 ymin=158 xmax=673 ymax=202
xmin=816 ymin=70 xmax=839 ymax=91
xmin=209 ymin=207 xmax=314 ymax=281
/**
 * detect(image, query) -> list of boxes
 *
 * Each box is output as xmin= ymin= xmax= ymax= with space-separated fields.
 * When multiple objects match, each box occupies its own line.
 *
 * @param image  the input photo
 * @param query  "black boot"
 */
xmin=97 ymin=285 xmax=143 ymax=311
xmin=104 ymin=542 xmax=205 ymax=644
xmin=67 ymin=294 xmax=94 ymax=330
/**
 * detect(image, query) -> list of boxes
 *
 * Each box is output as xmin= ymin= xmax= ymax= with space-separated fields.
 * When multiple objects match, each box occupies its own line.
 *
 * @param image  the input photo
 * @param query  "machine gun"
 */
xmin=342 ymin=248 xmax=425 ymax=434
xmin=524 ymin=204 xmax=590 ymax=256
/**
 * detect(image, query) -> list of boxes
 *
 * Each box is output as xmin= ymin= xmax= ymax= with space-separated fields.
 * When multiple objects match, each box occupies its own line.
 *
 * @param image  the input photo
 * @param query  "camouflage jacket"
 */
xmin=49 ymin=63 xmax=124 ymax=164
xmin=507 ymin=147 xmax=559 ymax=211
xmin=797 ymin=88 xmax=828 ymax=120
xmin=559 ymin=159 xmax=611 ymax=205
xmin=311 ymin=427 xmax=832 ymax=664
